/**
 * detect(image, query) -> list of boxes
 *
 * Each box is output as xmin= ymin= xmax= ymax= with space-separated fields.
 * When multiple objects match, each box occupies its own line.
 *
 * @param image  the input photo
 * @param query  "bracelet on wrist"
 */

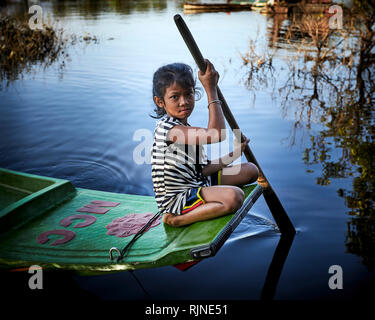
xmin=207 ymin=99 xmax=222 ymax=108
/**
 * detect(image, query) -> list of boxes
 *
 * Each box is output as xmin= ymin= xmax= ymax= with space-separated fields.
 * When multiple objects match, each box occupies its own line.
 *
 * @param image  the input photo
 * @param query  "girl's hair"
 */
xmin=151 ymin=62 xmax=201 ymax=119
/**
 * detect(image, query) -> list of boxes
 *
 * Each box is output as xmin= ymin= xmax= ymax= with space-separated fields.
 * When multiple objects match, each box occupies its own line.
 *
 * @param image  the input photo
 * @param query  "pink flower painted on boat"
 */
xmin=106 ymin=213 xmax=161 ymax=238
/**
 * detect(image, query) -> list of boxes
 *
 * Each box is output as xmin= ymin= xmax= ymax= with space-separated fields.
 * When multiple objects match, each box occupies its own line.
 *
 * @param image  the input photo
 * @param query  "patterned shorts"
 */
xmin=181 ymin=170 xmax=222 ymax=215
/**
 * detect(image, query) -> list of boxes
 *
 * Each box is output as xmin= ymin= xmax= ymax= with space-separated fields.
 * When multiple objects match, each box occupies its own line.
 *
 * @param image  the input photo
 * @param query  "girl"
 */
xmin=151 ymin=60 xmax=259 ymax=227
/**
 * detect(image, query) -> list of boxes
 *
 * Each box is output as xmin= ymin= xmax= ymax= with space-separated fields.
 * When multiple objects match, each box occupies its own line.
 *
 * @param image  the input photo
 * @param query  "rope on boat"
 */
xmin=109 ymin=211 xmax=161 ymax=263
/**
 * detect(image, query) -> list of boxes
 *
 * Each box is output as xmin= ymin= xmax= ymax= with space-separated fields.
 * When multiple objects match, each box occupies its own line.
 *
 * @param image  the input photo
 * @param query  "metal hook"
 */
xmin=109 ymin=247 xmax=121 ymax=261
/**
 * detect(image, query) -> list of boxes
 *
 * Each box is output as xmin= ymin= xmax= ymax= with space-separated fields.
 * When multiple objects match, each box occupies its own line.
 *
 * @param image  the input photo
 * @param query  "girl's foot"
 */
xmin=163 ymin=213 xmax=182 ymax=227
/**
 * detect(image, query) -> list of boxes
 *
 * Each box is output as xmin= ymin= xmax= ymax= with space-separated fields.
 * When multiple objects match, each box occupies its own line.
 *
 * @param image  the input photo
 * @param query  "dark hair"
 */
xmin=151 ymin=62 xmax=201 ymax=119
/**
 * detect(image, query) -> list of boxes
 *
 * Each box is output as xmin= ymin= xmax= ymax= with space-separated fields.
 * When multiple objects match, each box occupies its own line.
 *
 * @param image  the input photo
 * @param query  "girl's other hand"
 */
xmin=233 ymin=135 xmax=249 ymax=155
xmin=198 ymin=59 xmax=219 ymax=91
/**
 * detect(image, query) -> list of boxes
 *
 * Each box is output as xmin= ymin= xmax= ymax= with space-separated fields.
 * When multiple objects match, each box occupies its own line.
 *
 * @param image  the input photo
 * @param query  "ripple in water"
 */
xmin=51 ymin=159 xmax=129 ymax=193
xmin=227 ymin=212 xmax=278 ymax=243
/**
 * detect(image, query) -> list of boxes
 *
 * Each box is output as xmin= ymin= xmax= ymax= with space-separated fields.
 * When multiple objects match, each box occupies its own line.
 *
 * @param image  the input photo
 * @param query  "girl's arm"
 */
xmin=168 ymin=60 xmax=226 ymax=145
xmin=202 ymin=138 xmax=250 ymax=176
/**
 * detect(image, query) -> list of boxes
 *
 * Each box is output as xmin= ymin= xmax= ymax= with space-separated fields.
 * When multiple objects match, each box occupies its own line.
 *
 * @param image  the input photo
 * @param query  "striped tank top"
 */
xmin=151 ymin=116 xmax=210 ymax=215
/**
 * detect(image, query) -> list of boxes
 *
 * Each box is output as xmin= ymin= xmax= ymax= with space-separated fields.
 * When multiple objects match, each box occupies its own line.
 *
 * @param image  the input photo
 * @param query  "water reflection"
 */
xmin=129 ymin=231 xmax=295 ymax=300
xmin=1 ymin=0 xmax=169 ymax=17
xmin=261 ymin=233 xmax=295 ymax=300
xmin=242 ymin=1 xmax=374 ymax=269
xmin=50 ymin=0 xmax=168 ymax=18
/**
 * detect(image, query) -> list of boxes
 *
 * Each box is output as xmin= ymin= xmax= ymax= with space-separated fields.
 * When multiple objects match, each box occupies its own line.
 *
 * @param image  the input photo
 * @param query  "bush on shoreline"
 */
xmin=0 ymin=14 xmax=98 ymax=88
xmin=0 ymin=14 xmax=66 ymax=85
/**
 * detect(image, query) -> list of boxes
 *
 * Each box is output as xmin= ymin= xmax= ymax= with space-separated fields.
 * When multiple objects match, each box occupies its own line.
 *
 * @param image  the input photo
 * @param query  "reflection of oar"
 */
xmin=261 ymin=233 xmax=295 ymax=300
xmin=174 ymin=14 xmax=295 ymax=234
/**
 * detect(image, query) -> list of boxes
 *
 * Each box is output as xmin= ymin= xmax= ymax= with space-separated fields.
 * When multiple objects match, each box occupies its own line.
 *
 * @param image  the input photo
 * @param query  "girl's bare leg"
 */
xmin=163 ymin=186 xmax=244 ymax=227
xmin=220 ymin=162 xmax=258 ymax=186
xmin=163 ymin=163 xmax=258 ymax=227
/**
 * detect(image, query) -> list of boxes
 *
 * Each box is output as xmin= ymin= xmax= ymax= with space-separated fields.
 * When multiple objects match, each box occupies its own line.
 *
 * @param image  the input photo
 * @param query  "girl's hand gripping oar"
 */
xmin=174 ymin=14 xmax=295 ymax=235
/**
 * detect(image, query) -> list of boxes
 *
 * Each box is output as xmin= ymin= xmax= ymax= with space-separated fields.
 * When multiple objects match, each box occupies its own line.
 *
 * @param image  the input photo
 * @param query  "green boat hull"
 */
xmin=0 ymin=168 xmax=263 ymax=274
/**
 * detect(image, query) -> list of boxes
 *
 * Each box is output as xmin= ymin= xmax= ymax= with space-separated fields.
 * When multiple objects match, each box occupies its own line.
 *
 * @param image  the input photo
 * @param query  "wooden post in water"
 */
xmin=174 ymin=14 xmax=295 ymax=234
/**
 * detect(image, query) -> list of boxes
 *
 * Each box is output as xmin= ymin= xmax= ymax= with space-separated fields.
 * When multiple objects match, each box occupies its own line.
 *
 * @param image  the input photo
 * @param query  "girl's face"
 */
xmin=154 ymin=82 xmax=195 ymax=124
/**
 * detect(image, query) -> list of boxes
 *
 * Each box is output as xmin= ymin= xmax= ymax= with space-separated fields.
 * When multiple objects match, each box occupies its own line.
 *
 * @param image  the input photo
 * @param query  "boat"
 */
xmin=0 ymin=168 xmax=264 ymax=274
xmin=252 ymin=0 xmax=268 ymax=8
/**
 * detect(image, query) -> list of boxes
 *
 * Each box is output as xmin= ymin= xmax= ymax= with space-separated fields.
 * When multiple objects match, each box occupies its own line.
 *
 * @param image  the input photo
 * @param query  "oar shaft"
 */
xmin=174 ymin=14 xmax=255 ymax=161
xmin=174 ymin=14 xmax=295 ymax=234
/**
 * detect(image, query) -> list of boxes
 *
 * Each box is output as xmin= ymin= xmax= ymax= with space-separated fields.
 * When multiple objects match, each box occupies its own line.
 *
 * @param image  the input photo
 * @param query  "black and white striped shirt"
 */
xmin=151 ymin=116 xmax=210 ymax=215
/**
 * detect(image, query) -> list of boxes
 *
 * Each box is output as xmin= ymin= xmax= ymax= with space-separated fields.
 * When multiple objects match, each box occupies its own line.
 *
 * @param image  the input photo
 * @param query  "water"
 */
xmin=0 ymin=0 xmax=374 ymax=301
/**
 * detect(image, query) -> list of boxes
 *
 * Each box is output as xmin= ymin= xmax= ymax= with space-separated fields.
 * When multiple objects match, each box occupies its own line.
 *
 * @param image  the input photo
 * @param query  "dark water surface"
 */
xmin=1 ymin=0 xmax=374 ymax=301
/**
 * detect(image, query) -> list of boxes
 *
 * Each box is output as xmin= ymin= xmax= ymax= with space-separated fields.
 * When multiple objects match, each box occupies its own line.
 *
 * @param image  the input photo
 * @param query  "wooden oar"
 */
xmin=174 ymin=14 xmax=295 ymax=234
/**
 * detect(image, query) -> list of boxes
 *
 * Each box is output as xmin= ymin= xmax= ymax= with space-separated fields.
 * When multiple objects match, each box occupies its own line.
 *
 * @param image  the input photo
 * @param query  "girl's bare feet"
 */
xmin=162 ymin=213 xmax=181 ymax=227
